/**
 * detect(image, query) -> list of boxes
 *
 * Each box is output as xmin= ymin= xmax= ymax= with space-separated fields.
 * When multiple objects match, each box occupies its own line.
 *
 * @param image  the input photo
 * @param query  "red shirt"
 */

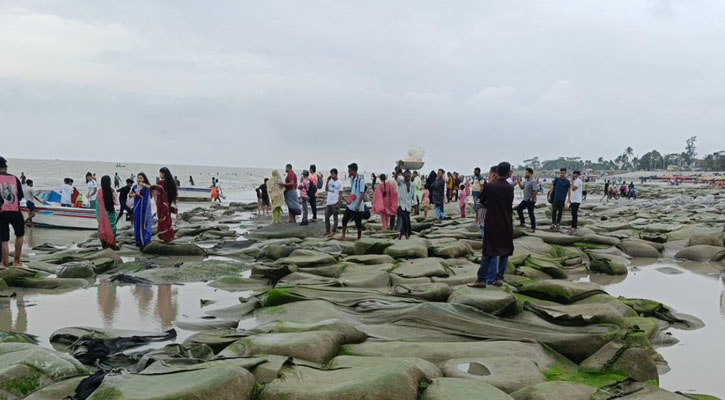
xmin=284 ymin=171 xmax=297 ymax=192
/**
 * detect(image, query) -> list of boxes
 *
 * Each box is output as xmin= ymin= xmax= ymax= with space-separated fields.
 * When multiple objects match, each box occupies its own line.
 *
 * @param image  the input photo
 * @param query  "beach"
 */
xmin=0 ymin=159 xmax=724 ymax=399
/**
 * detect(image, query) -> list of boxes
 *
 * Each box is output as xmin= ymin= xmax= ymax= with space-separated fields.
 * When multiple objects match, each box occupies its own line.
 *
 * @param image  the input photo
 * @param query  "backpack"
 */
xmin=307 ymin=180 xmax=317 ymax=197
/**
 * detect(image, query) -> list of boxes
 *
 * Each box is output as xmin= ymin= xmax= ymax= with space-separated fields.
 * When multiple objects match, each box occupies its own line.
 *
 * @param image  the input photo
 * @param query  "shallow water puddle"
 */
xmin=0 ymin=280 xmax=250 ymax=347
xmin=584 ymin=259 xmax=725 ymax=397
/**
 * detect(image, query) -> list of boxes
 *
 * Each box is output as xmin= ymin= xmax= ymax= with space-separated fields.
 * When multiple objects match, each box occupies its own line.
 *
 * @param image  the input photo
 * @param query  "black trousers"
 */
xmin=342 ymin=208 xmax=363 ymax=231
xmin=552 ymin=201 xmax=565 ymax=225
xmin=516 ymin=199 xmax=536 ymax=230
xmin=570 ymin=202 xmax=580 ymax=228
xmin=309 ymin=197 xmax=317 ymax=219
xmin=398 ymin=208 xmax=412 ymax=237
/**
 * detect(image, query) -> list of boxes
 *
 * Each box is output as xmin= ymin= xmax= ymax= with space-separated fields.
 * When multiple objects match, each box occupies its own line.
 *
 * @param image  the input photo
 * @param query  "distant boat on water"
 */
xmin=115 ymin=163 xmax=126 ymax=168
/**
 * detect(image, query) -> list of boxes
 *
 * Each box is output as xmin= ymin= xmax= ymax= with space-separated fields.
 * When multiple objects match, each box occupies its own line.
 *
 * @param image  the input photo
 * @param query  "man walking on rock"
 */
xmin=548 ymin=168 xmax=570 ymax=231
xmin=340 ymin=163 xmax=365 ymax=241
xmin=515 ymin=167 xmax=538 ymax=232
xmin=469 ymin=162 xmax=514 ymax=288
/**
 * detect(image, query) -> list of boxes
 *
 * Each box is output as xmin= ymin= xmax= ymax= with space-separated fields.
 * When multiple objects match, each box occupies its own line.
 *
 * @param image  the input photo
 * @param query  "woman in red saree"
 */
xmin=371 ymin=173 xmax=398 ymax=230
xmin=152 ymin=167 xmax=178 ymax=243
xmin=96 ymin=175 xmax=119 ymax=249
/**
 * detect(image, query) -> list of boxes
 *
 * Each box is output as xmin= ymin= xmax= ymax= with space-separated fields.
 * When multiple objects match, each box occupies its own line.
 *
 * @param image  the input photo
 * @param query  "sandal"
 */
xmin=466 ymin=281 xmax=487 ymax=288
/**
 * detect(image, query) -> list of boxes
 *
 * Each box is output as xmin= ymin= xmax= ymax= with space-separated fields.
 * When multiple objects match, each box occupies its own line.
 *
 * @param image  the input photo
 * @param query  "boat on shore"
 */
xmin=21 ymin=203 xmax=130 ymax=230
xmin=177 ymin=186 xmax=211 ymax=201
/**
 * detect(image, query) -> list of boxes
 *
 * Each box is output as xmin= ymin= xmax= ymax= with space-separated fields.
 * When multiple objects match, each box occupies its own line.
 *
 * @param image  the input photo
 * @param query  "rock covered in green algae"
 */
xmin=207 ymin=276 xmax=270 ymax=292
xmin=133 ymin=259 xmax=247 ymax=284
xmin=274 ymin=249 xmax=337 ymax=267
xmin=141 ymin=241 xmax=207 ymax=257
xmin=420 ymin=377 xmax=514 ymax=400
xmin=87 ymin=360 xmax=256 ymax=400
xmin=56 ymin=261 xmax=96 ymax=279
xmin=616 ymin=239 xmax=662 ymax=258
xmin=250 ymin=319 xmax=366 ymax=343
xmin=589 ymin=257 xmax=629 ymax=275
xmin=392 ymin=257 xmax=449 ymax=278
xmin=384 ymin=238 xmax=429 ymax=258
xmin=517 ymin=280 xmax=606 ymax=304
xmin=0 ymin=331 xmax=37 ymax=344
xmin=392 ymin=282 xmax=452 ymax=302
xmin=429 ymin=240 xmax=473 ymax=258
xmin=0 ymin=343 xmax=88 ymax=399
xmin=219 ymin=331 xmax=346 ymax=364
xmin=328 ymin=355 xmax=442 ymax=380
xmin=439 ymin=356 xmax=546 ymax=393
xmin=23 ymin=376 xmax=88 ymax=400
xmin=674 ymin=245 xmax=725 ymax=262
xmin=447 ymin=287 xmax=518 ymax=316
xmin=510 ymin=381 xmax=596 ymax=400
xmin=259 ymin=364 xmax=425 ymax=400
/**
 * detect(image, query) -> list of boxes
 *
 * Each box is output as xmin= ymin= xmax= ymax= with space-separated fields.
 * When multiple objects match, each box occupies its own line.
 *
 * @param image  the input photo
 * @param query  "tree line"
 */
xmin=518 ymin=136 xmax=725 ymax=172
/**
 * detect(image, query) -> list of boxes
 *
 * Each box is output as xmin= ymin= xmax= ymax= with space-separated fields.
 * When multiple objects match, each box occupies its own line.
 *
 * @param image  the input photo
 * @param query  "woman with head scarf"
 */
xmin=268 ymin=170 xmax=286 ymax=224
xmin=96 ymin=175 xmax=119 ymax=249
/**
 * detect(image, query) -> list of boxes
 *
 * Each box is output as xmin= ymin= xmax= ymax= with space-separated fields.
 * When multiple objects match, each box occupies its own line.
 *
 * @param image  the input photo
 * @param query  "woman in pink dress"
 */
xmin=371 ymin=174 xmax=398 ymax=230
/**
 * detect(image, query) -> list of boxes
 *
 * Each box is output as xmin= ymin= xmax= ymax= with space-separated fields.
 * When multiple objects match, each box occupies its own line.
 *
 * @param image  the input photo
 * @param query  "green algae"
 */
xmin=0 ymin=371 xmax=41 ymax=396
xmin=89 ymin=387 xmax=123 ymax=400
xmin=262 ymin=288 xmax=298 ymax=307
xmin=574 ymin=242 xmax=611 ymax=249
xmin=543 ymin=364 xmax=627 ymax=388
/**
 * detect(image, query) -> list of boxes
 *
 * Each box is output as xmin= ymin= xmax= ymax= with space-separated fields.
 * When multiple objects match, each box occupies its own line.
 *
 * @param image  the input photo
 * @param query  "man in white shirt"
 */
xmin=86 ymin=172 xmax=98 ymax=209
xmin=60 ymin=178 xmax=73 ymax=207
xmin=568 ymin=170 xmax=583 ymax=233
xmin=323 ymin=168 xmax=343 ymax=237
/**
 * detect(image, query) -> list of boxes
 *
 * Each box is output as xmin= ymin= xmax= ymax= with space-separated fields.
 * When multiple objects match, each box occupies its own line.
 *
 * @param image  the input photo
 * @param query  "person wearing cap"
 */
xmin=0 ymin=156 xmax=26 ymax=269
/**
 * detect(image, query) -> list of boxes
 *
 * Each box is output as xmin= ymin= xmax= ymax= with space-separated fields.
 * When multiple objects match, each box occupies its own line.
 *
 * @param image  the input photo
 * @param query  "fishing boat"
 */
xmin=177 ymin=186 xmax=211 ymax=201
xmin=20 ymin=203 xmax=130 ymax=230
xmin=115 ymin=163 xmax=126 ymax=168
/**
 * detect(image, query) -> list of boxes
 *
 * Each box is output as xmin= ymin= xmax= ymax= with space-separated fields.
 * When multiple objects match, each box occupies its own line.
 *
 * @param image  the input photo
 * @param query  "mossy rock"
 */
xmin=384 ymin=239 xmax=429 ymax=259
xmin=448 ymin=287 xmax=518 ymax=316
xmin=142 ymin=241 xmax=207 ymax=257
xmin=421 ymin=377 xmax=514 ymax=400
xmin=517 ymin=280 xmax=606 ymax=304
xmin=346 ymin=238 xmax=394 ymax=255
xmin=275 ymin=250 xmax=337 ymax=267
xmin=208 ymin=276 xmax=270 ymax=292
xmin=134 ymin=260 xmax=246 ymax=284
xmin=510 ymin=381 xmax=596 ymax=400
xmin=0 ymin=343 xmax=88 ymax=399
xmin=0 ymin=278 xmax=7 ymax=291
xmin=219 ymin=331 xmax=345 ymax=364
xmin=9 ymin=277 xmax=90 ymax=290
xmin=56 ymin=262 xmax=96 ymax=279
xmin=589 ymin=258 xmax=628 ymax=276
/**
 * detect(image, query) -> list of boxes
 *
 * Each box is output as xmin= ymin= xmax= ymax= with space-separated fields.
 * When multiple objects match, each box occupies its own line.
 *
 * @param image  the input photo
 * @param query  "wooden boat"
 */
xmin=115 ymin=163 xmax=126 ymax=168
xmin=177 ymin=186 xmax=211 ymax=201
xmin=20 ymin=203 xmax=130 ymax=230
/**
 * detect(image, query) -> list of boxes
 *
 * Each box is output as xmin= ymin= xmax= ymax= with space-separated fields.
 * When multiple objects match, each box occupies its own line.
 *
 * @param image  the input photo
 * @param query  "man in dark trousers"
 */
xmin=469 ymin=161 xmax=514 ymax=288
xmin=117 ymin=179 xmax=134 ymax=222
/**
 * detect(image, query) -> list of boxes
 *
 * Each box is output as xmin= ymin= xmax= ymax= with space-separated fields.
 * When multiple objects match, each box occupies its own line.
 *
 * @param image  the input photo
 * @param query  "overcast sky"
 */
xmin=1 ymin=0 xmax=723 ymax=172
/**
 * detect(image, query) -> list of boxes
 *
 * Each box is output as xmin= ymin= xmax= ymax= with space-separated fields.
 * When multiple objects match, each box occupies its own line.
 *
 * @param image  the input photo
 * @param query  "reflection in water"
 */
xmin=98 ymin=284 xmax=119 ymax=326
xmin=155 ymin=285 xmax=178 ymax=330
xmin=92 ymin=283 xmax=179 ymax=331
xmin=0 ymin=293 xmax=28 ymax=333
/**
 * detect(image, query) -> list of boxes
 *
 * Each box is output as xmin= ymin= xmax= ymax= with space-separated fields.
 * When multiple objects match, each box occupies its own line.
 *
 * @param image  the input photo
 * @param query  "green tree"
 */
xmin=639 ymin=150 xmax=663 ymax=171
xmin=683 ymin=136 xmax=697 ymax=168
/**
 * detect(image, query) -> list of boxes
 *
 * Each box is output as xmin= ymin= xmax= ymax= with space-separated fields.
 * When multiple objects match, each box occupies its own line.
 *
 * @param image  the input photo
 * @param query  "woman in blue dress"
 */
xmin=130 ymin=172 xmax=153 ymax=247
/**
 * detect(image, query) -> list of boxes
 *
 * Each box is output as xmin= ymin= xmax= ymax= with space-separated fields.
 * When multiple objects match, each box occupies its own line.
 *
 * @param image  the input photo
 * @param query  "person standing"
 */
xmin=568 ymin=170 xmax=583 ymax=233
xmin=60 ymin=178 xmax=74 ymax=207
xmin=130 ymin=173 xmax=153 ymax=247
xmin=256 ymin=179 xmax=270 ymax=215
xmin=20 ymin=172 xmax=26 ymax=185
xmin=548 ymin=168 xmax=571 ymax=231
xmin=515 ymin=168 xmax=538 ymax=232
xmin=324 ymin=168 xmax=343 ymax=237
xmin=308 ymin=165 xmax=319 ymax=222
xmin=114 ymin=173 xmax=121 ymax=189
xmin=117 ymin=179 xmax=134 ymax=222
xmin=269 ymin=170 xmax=285 ymax=224
xmin=151 ymin=167 xmax=177 ymax=243
xmin=282 ymin=164 xmax=301 ymax=223
xmin=298 ymin=170 xmax=312 ymax=226
xmin=189 ymin=175 xmax=195 ymax=186
xmin=446 ymin=172 xmax=454 ymax=203
xmin=582 ymin=178 xmax=589 ymax=201
xmin=0 ymin=157 xmax=25 ymax=268
xmin=23 ymin=180 xmax=42 ymax=226
xmin=395 ymin=168 xmax=415 ymax=239
xmin=340 ymin=163 xmax=365 ymax=241
xmin=430 ymin=169 xmax=446 ymax=222
xmin=412 ymin=171 xmax=422 ymax=216
xmin=603 ymin=179 xmax=610 ymax=202
xmin=469 ymin=162 xmax=514 ymax=288
xmin=372 ymin=174 xmax=398 ymax=231
xmin=86 ymin=172 xmax=98 ymax=209
xmin=96 ymin=175 xmax=119 ymax=249
xmin=458 ymin=183 xmax=469 ymax=218
xmin=471 ymin=167 xmax=484 ymax=210
xmin=371 ymin=173 xmax=377 ymax=191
